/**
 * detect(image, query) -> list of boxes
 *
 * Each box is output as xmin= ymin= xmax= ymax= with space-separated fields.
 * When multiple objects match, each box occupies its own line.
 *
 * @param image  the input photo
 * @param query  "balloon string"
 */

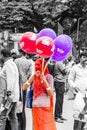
xmin=42 ymin=58 xmax=44 ymax=74
xmin=42 ymin=58 xmax=51 ymax=75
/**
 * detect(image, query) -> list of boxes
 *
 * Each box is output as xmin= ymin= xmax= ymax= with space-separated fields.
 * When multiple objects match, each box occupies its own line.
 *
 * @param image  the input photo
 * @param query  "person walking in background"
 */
xmin=0 ymin=57 xmax=11 ymax=130
xmin=54 ymin=61 xmax=67 ymax=123
xmin=65 ymin=56 xmax=75 ymax=99
xmin=45 ymin=58 xmax=56 ymax=76
xmin=22 ymin=58 xmax=57 ymax=130
xmin=0 ymin=48 xmax=19 ymax=130
xmin=15 ymin=49 xmax=34 ymax=130
xmin=0 ymin=72 xmax=10 ymax=130
xmin=68 ymin=52 xmax=87 ymax=130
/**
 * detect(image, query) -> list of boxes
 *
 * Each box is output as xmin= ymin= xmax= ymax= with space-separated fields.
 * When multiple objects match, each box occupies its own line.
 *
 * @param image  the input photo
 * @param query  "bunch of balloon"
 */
xmin=19 ymin=29 xmax=73 ymax=73
xmin=19 ymin=28 xmax=56 ymax=74
xmin=51 ymin=34 xmax=73 ymax=62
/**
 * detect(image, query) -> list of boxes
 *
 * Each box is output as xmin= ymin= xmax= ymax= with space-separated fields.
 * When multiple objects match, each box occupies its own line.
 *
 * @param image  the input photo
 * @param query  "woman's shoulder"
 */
xmin=45 ymin=74 xmax=53 ymax=80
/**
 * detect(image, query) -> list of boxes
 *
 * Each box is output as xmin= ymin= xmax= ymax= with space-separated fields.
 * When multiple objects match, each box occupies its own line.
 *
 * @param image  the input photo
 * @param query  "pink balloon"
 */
xmin=36 ymin=36 xmax=55 ymax=58
xmin=19 ymin=32 xmax=38 ymax=54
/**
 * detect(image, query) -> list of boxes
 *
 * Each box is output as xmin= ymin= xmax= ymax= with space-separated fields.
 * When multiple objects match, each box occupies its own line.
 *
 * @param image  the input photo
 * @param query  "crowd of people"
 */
xmin=0 ymin=47 xmax=87 ymax=130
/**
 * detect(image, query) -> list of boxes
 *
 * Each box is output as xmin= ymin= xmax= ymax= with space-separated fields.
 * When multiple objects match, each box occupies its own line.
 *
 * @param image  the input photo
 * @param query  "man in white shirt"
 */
xmin=68 ymin=52 xmax=87 ymax=130
xmin=0 ymin=48 xmax=19 ymax=130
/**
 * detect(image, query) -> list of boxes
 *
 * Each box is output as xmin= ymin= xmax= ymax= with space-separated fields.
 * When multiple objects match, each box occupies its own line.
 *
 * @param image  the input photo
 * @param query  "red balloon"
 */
xmin=36 ymin=36 xmax=55 ymax=58
xmin=19 ymin=32 xmax=37 ymax=54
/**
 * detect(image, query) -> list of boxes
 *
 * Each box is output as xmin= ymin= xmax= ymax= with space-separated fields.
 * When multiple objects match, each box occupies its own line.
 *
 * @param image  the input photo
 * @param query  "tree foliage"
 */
xmin=0 ymin=0 xmax=87 ymax=40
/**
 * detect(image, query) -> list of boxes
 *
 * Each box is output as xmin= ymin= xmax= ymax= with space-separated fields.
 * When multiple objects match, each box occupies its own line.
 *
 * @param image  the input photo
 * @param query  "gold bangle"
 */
xmin=46 ymin=87 xmax=51 ymax=90
xmin=26 ymin=81 xmax=30 ymax=86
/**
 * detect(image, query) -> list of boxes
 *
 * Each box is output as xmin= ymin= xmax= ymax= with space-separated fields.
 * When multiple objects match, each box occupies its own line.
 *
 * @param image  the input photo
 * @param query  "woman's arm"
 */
xmin=40 ymin=74 xmax=54 ymax=96
xmin=22 ymin=75 xmax=34 ymax=90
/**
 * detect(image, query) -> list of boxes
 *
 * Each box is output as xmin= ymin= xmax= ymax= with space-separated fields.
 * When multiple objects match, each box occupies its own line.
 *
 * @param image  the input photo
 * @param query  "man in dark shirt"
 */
xmin=54 ymin=61 xmax=66 ymax=123
xmin=15 ymin=49 xmax=34 ymax=130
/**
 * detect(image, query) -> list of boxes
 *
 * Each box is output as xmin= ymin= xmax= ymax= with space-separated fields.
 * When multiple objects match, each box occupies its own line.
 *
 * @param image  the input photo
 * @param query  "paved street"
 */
xmin=26 ymin=94 xmax=74 ymax=130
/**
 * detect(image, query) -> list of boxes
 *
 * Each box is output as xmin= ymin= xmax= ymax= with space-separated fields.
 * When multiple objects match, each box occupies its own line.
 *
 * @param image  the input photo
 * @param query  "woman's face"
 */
xmin=35 ymin=62 xmax=41 ymax=70
xmin=35 ymin=62 xmax=42 ymax=76
xmin=35 ymin=70 xmax=41 ymax=77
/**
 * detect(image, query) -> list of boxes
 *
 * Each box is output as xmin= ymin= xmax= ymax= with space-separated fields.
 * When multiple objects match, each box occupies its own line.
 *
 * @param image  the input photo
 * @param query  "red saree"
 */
xmin=32 ymin=58 xmax=57 ymax=130
xmin=32 ymin=96 xmax=57 ymax=130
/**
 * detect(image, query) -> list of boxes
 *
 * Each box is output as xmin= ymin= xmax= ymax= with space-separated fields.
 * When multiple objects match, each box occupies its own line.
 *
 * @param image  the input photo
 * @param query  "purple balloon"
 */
xmin=38 ymin=28 xmax=56 ymax=40
xmin=54 ymin=34 xmax=73 ymax=57
xmin=51 ymin=54 xmax=68 ymax=62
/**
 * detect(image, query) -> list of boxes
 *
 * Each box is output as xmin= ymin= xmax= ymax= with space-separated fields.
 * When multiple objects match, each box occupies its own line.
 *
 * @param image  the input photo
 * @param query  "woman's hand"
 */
xmin=22 ymin=82 xmax=29 ymax=90
xmin=40 ymin=74 xmax=54 ymax=96
xmin=22 ymin=75 xmax=34 ymax=90
xmin=34 ymin=70 xmax=41 ymax=77
xmin=40 ymin=74 xmax=46 ymax=82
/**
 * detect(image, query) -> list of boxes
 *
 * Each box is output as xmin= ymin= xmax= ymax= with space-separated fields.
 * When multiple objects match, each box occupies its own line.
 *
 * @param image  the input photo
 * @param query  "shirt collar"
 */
xmin=78 ymin=63 xmax=87 ymax=69
xmin=20 ymin=56 xmax=26 ymax=59
xmin=4 ymin=58 xmax=13 ymax=65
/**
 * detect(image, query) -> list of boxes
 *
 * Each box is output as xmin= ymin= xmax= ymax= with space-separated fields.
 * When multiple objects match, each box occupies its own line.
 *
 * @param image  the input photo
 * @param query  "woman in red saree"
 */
xmin=23 ymin=58 xmax=57 ymax=130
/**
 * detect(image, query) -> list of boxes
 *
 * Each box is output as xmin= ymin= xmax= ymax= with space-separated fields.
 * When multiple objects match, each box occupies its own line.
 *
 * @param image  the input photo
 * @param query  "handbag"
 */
xmin=17 ymin=101 xmax=23 ymax=113
xmin=26 ymin=85 xmax=33 ymax=109
xmin=73 ymin=92 xmax=85 ymax=114
xmin=33 ymin=93 xmax=50 ymax=107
